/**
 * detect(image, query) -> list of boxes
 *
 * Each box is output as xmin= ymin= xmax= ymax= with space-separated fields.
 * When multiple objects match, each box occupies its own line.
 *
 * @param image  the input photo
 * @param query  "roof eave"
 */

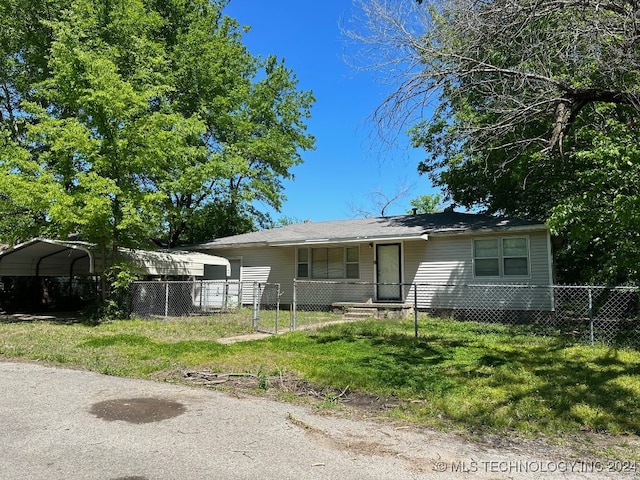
xmin=269 ymin=233 xmax=430 ymax=246
xmin=196 ymin=241 xmax=270 ymax=250
xmin=429 ymin=224 xmax=549 ymax=237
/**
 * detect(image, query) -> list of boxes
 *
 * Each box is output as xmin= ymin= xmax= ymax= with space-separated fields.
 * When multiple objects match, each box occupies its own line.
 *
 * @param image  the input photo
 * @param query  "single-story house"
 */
xmin=191 ymin=211 xmax=555 ymax=313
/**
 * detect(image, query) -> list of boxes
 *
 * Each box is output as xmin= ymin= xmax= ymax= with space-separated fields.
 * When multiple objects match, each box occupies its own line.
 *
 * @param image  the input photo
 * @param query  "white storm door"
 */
xmin=376 ymin=243 xmax=402 ymax=301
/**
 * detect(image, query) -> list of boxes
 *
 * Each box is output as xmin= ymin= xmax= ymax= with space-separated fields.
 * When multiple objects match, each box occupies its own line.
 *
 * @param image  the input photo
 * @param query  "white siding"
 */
xmin=200 ymin=246 xmax=293 ymax=304
xmin=405 ymin=230 xmax=553 ymax=310
xmin=201 ymin=243 xmax=375 ymax=305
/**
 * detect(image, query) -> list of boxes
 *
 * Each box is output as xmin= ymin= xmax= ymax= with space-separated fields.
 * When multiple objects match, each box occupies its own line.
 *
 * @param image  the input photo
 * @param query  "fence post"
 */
xmin=224 ymin=281 xmax=229 ymax=312
xmin=252 ymin=282 xmax=259 ymax=328
xmin=275 ymin=283 xmax=281 ymax=335
xmin=588 ymin=287 xmax=594 ymax=346
xmin=164 ymin=281 xmax=169 ymax=320
xmin=414 ymin=283 xmax=419 ymax=338
xmin=292 ymin=280 xmax=297 ymax=331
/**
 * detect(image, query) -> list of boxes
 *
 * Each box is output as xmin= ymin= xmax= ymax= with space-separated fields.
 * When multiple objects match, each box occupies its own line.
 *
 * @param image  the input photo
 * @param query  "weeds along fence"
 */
xmin=129 ymin=280 xmax=640 ymax=347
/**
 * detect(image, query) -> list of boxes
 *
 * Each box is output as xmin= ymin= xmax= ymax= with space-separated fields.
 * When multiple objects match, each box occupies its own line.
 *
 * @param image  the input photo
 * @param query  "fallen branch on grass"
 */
xmin=183 ymin=371 xmax=258 ymax=384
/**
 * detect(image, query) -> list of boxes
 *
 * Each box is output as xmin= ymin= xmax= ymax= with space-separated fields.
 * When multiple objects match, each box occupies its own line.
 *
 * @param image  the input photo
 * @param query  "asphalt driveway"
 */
xmin=0 ymin=361 xmax=636 ymax=480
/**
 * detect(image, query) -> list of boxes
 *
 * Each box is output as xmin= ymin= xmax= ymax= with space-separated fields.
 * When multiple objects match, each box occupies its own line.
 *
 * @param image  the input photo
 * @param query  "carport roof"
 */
xmin=0 ymin=238 xmax=230 ymax=277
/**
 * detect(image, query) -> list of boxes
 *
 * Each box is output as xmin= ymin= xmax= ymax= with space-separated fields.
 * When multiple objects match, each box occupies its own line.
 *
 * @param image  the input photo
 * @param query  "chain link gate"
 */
xmin=252 ymin=282 xmax=282 ymax=334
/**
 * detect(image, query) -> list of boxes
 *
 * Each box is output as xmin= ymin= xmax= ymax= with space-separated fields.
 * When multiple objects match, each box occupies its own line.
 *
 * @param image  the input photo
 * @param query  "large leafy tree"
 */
xmin=0 ymin=0 xmax=315 ymax=263
xmin=153 ymin=2 xmax=315 ymax=246
xmin=0 ymin=0 xmax=74 ymax=243
xmin=350 ymin=0 xmax=640 ymax=284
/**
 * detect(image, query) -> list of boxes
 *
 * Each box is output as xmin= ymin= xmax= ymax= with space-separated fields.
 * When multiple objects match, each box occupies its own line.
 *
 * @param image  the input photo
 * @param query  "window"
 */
xmin=345 ymin=246 xmax=359 ymax=278
xmin=473 ymin=238 xmax=500 ymax=277
xmin=473 ymin=237 xmax=529 ymax=277
xmin=297 ymin=246 xmax=360 ymax=279
xmin=502 ymin=238 xmax=529 ymax=276
xmin=297 ymin=247 xmax=309 ymax=278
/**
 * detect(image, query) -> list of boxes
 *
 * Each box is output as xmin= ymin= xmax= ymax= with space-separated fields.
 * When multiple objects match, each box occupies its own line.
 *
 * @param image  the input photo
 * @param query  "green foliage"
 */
xmin=407 ymin=194 xmax=443 ymax=214
xmin=272 ymin=216 xmax=306 ymax=228
xmin=97 ymin=262 xmax=141 ymax=320
xmin=400 ymin=1 xmax=640 ymax=284
xmin=179 ymin=202 xmax=266 ymax=244
xmin=0 ymin=0 xmax=315 ymax=255
xmin=548 ymin=109 xmax=640 ymax=284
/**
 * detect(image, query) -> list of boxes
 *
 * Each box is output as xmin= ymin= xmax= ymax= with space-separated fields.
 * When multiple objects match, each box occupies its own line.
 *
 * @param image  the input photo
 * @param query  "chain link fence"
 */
xmin=130 ymin=280 xmax=242 ymax=318
xmin=128 ymin=280 xmax=640 ymax=347
xmin=130 ymin=280 xmax=283 ymax=333
xmin=292 ymin=281 xmax=640 ymax=348
xmin=551 ymin=285 xmax=640 ymax=347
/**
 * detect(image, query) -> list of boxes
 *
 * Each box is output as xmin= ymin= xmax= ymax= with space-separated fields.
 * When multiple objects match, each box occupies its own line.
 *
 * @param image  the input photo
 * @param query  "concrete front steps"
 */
xmin=332 ymin=302 xmax=414 ymax=320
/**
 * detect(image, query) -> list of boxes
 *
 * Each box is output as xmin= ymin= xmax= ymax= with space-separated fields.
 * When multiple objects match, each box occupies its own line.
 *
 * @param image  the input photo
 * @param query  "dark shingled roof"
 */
xmin=194 ymin=212 xmax=546 ymax=249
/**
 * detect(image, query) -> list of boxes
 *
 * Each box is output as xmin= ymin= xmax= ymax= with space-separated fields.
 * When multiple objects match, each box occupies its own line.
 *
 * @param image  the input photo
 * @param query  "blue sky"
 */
xmin=224 ymin=1 xmax=439 ymax=222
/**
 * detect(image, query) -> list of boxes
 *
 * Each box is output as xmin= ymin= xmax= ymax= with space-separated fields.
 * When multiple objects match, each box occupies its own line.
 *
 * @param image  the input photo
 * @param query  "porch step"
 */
xmin=342 ymin=307 xmax=377 ymax=320
xmin=333 ymin=302 xmax=414 ymax=320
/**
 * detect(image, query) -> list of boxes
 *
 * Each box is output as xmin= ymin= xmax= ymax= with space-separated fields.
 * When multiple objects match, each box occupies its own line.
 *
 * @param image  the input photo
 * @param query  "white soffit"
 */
xmin=269 ymin=233 xmax=430 ymax=247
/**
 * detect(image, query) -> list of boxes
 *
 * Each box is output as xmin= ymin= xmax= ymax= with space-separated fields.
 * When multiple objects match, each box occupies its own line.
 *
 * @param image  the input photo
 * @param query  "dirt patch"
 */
xmin=182 ymin=370 xmax=400 ymax=415
xmin=90 ymin=397 xmax=186 ymax=424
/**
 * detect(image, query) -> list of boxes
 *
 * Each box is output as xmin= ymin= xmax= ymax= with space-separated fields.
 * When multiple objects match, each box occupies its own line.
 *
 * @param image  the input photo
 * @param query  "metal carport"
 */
xmin=0 ymin=238 xmax=230 ymax=278
xmin=0 ymin=238 xmax=231 ymax=313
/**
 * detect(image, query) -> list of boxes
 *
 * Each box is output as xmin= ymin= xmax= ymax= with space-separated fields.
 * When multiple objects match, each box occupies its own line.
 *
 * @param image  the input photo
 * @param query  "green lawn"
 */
xmin=1 ymin=313 xmax=639 ymax=448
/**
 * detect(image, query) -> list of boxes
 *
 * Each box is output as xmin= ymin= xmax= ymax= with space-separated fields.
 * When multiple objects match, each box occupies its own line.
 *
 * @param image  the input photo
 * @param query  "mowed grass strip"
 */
xmin=1 ymin=314 xmax=639 ymax=439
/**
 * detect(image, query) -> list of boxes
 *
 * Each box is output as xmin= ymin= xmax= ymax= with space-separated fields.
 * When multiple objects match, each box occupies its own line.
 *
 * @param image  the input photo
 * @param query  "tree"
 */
xmin=155 ymin=3 xmax=315 ymax=246
xmin=271 ymin=215 xmax=306 ymax=228
xmin=0 ymin=0 xmax=315 ymax=263
xmin=548 ymin=109 xmax=640 ymax=284
xmin=407 ymin=194 xmax=443 ymax=214
xmin=348 ymin=0 xmax=640 ymax=283
xmin=0 ymin=0 xmax=74 ymax=243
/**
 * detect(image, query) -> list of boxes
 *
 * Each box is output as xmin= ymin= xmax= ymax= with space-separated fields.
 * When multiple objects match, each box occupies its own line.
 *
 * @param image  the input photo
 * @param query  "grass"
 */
xmin=1 ymin=312 xmax=640 ymax=448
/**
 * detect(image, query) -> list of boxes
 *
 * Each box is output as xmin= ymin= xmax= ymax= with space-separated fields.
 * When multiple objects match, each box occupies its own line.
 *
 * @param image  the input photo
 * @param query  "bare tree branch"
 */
xmin=346 ymin=0 xmax=640 ymax=162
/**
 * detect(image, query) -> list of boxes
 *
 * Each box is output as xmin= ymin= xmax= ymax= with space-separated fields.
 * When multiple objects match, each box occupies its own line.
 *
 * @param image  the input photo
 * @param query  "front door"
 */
xmin=376 ymin=243 xmax=402 ymax=301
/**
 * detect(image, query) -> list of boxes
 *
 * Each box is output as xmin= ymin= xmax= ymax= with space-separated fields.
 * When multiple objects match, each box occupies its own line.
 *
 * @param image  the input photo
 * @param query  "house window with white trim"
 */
xmin=297 ymin=246 xmax=360 ymax=279
xmin=473 ymin=237 xmax=529 ymax=277
xmin=297 ymin=247 xmax=309 ymax=278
